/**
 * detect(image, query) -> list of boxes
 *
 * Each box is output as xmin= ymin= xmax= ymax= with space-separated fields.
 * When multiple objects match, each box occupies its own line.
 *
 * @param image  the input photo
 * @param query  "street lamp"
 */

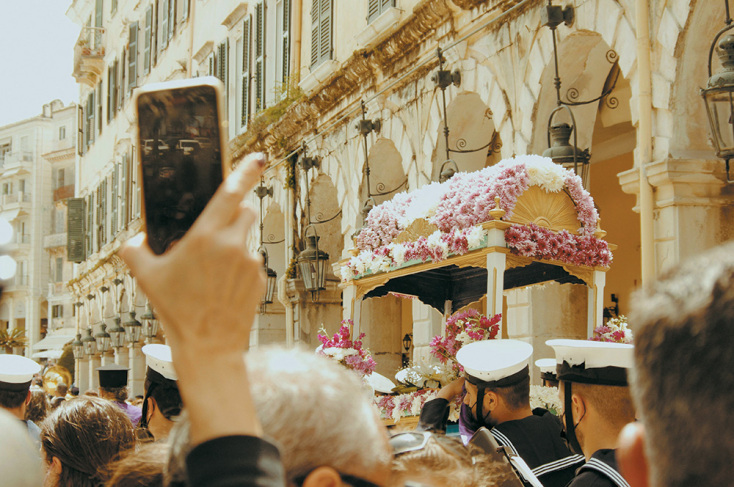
xmin=140 ymin=304 xmax=160 ymax=339
xmin=542 ymin=115 xmax=591 ymax=186
xmin=108 ymin=317 xmax=126 ymax=349
xmin=297 ymin=225 xmax=329 ymax=301
xmin=123 ymin=312 xmax=143 ymax=344
xmin=701 ymin=1 xmax=734 ymax=182
xmin=259 ymin=248 xmax=277 ymax=308
xmin=94 ymin=323 xmax=111 ymax=354
xmin=72 ymin=333 xmax=84 ymax=360
xmin=81 ymin=328 xmax=97 ymax=357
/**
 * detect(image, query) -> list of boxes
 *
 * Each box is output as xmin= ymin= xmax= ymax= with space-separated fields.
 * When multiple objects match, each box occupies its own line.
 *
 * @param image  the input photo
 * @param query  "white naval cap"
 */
xmin=365 ymin=371 xmax=395 ymax=394
xmin=535 ymin=358 xmax=556 ymax=375
xmin=546 ymin=339 xmax=634 ymax=386
xmin=0 ymin=355 xmax=41 ymax=392
xmin=456 ymin=339 xmax=533 ymax=384
xmin=142 ymin=344 xmax=177 ymax=382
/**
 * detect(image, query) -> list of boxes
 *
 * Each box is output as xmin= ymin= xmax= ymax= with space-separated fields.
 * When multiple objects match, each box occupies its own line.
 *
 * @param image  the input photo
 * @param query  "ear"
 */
xmin=25 ymin=390 xmax=32 ymax=405
xmin=147 ymin=397 xmax=157 ymax=413
xmin=483 ymin=390 xmax=499 ymax=412
xmin=571 ymin=392 xmax=585 ymax=424
xmin=302 ymin=466 xmax=342 ymax=487
xmin=50 ymin=456 xmax=63 ymax=476
xmin=617 ymin=422 xmax=649 ymax=487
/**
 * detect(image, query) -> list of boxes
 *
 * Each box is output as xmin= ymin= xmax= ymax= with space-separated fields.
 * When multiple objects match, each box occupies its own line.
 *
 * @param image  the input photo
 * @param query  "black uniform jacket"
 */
xmin=418 ymin=399 xmax=584 ymax=487
xmin=567 ymin=449 xmax=630 ymax=487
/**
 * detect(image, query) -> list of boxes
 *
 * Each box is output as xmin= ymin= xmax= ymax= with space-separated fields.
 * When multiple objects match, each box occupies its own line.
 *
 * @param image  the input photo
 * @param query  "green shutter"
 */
xmin=282 ymin=0 xmax=291 ymax=83
xmin=95 ymin=0 xmax=104 ymax=28
xmin=255 ymin=2 xmax=265 ymax=111
xmin=111 ymin=169 xmax=118 ymax=237
xmin=67 ymin=198 xmax=85 ymax=263
xmin=144 ymin=6 xmax=152 ymax=74
xmin=241 ymin=16 xmax=251 ymax=128
xmin=77 ymin=105 xmax=84 ymax=156
xmin=121 ymin=154 xmax=128 ymax=227
xmin=368 ymin=0 xmax=379 ymax=23
xmin=128 ymin=22 xmax=138 ymax=90
xmin=107 ymin=66 xmax=113 ymax=123
xmin=310 ymin=0 xmax=319 ymax=67
xmin=319 ymin=0 xmax=333 ymax=64
xmin=168 ymin=0 xmax=176 ymax=41
xmin=86 ymin=193 xmax=94 ymax=256
xmin=97 ymin=82 xmax=103 ymax=134
xmin=161 ymin=0 xmax=169 ymax=47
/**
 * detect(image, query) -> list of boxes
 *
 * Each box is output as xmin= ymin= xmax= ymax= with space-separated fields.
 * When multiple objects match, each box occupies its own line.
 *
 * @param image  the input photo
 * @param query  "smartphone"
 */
xmin=135 ymin=77 xmax=229 ymax=255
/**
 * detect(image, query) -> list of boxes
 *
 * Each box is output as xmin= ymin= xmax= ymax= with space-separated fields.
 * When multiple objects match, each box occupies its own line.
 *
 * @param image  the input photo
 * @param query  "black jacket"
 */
xmin=567 ymin=449 xmax=630 ymax=487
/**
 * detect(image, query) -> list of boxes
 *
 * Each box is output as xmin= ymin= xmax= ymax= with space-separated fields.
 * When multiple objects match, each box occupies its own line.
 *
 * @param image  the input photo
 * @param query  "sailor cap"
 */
xmin=0 ymin=355 xmax=41 ymax=392
xmin=457 ymin=339 xmax=533 ymax=386
xmin=546 ymin=339 xmax=634 ymax=386
xmin=142 ymin=344 xmax=177 ymax=384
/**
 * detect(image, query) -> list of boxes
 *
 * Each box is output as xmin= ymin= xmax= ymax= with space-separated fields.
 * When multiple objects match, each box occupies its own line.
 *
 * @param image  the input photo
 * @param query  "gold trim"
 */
xmin=393 ymin=218 xmax=440 ymax=244
xmin=511 ymin=186 xmax=582 ymax=233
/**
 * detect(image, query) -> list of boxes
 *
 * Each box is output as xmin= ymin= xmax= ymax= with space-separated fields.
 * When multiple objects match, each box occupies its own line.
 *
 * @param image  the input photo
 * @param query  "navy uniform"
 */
xmin=0 ymin=354 xmax=42 ymax=444
xmin=547 ymin=339 xmax=634 ymax=487
xmin=420 ymin=340 xmax=584 ymax=487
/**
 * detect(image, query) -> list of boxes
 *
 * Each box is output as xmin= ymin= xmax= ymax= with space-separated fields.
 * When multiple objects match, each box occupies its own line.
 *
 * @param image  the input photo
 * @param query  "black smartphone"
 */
xmin=135 ymin=78 xmax=229 ymax=255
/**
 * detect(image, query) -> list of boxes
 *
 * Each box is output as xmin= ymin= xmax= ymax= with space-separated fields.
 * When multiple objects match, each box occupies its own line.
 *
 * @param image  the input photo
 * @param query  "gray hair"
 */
xmin=165 ymin=345 xmax=390 ymax=484
xmin=630 ymin=241 xmax=734 ymax=487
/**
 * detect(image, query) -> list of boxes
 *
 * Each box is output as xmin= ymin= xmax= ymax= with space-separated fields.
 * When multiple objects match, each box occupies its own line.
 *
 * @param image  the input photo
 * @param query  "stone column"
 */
xmin=128 ymin=343 xmax=145 ymax=397
xmin=115 ymin=347 xmax=130 ymax=368
xmin=77 ymin=357 xmax=89 ymax=392
xmin=587 ymin=271 xmax=606 ymax=337
xmin=89 ymin=354 xmax=101 ymax=389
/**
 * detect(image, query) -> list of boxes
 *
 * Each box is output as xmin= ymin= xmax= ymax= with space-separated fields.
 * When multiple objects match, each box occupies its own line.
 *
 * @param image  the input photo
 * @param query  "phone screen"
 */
xmin=137 ymin=83 xmax=224 ymax=255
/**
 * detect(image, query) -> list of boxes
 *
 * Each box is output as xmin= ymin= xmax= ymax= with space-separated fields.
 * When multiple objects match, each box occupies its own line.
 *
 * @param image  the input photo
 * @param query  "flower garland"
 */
xmin=344 ymin=226 xmax=485 ymax=279
xmin=430 ymin=309 xmax=501 ymax=373
xmin=590 ymin=315 xmax=634 ymax=343
xmin=316 ymin=320 xmax=377 ymax=376
xmin=375 ymin=389 xmax=462 ymax=423
xmin=355 ymin=155 xmax=599 ymax=254
xmin=505 ymin=223 xmax=613 ymax=268
xmin=529 ymin=385 xmax=562 ymax=416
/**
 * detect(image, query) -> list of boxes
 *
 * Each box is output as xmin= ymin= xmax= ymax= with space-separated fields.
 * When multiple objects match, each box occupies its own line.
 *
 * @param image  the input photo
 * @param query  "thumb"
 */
xmin=118 ymin=233 xmax=157 ymax=279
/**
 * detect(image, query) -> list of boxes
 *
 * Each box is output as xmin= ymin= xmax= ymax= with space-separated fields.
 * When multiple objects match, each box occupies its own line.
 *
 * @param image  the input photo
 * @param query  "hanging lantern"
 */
xmin=108 ymin=317 xmax=126 ymax=349
xmin=140 ymin=304 xmax=160 ymax=339
xmin=81 ymin=328 xmax=97 ymax=357
xmin=702 ymin=30 xmax=734 ymax=179
xmin=258 ymin=248 xmax=277 ymax=308
xmin=72 ymin=333 xmax=84 ymax=360
xmin=439 ymin=159 xmax=460 ymax=183
xmin=543 ymin=105 xmax=591 ymax=188
xmin=123 ymin=312 xmax=143 ymax=344
xmin=297 ymin=225 xmax=330 ymax=301
xmin=94 ymin=323 xmax=111 ymax=353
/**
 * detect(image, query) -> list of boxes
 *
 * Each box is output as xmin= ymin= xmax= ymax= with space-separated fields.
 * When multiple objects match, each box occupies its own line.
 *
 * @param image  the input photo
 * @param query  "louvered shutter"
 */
xmin=182 ymin=0 xmax=189 ymax=21
xmin=111 ymin=169 xmax=118 ymax=237
xmin=153 ymin=0 xmax=159 ymax=64
xmin=128 ymin=22 xmax=138 ymax=90
xmin=97 ymin=82 xmax=103 ymax=134
xmin=107 ymin=66 xmax=113 ymax=123
xmin=367 ymin=0 xmax=380 ymax=23
xmin=217 ymin=41 xmax=227 ymax=84
xmin=95 ymin=0 xmax=103 ymax=28
xmin=77 ymin=105 xmax=84 ymax=156
xmin=319 ymin=0 xmax=332 ymax=64
xmin=86 ymin=193 xmax=94 ymax=255
xmin=67 ymin=198 xmax=85 ymax=263
xmin=241 ymin=16 xmax=251 ymax=128
xmin=168 ymin=0 xmax=176 ymax=40
xmin=310 ymin=0 xmax=319 ymax=67
xmin=282 ymin=0 xmax=291 ymax=83
xmin=144 ymin=6 xmax=152 ymax=74
xmin=161 ymin=0 xmax=169 ymax=47
xmin=255 ymin=2 xmax=265 ymax=111
xmin=381 ymin=0 xmax=395 ymax=10
xmin=121 ymin=153 xmax=128 ymax=226
xmin=208 ymin=54 xmax=215 ymax=76
xmin=119 ymin=49 xmax=126 ymax=105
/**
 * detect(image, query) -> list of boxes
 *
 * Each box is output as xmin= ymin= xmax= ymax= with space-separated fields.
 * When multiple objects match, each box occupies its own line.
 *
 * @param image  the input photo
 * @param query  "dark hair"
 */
xmin=104 ymin=442 xmax=167 ymax=487
xmin=487 ymin=375 xmax=530 ymax=411
xmin=26 ymin=387 xmax=49 ymax=423
xmin=100 ymin=386 xmax=129 ymax=402
xmin=41 ymin=396 xmax=136 ymax=487
xmin=145 ymin=378 xmax=182 ymax=420
xmin=0 ymin=388 xmax=28 ymax=409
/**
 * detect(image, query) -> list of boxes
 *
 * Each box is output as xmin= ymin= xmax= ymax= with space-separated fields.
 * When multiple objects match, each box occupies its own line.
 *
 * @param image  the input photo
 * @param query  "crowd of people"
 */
xmin=1 ymin=152 xmax=733 ymax=486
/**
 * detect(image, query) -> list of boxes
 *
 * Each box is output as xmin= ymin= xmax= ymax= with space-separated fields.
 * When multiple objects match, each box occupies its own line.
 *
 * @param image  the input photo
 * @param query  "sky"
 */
xmin=0 ymin=0 xmax=80 ymax=127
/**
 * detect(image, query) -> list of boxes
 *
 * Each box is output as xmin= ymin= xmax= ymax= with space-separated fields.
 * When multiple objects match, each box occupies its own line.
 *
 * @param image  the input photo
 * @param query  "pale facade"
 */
xmin=66 ymin=0 xmax=734 ymax=386
xmin=0 ymin=100 xmax=78 ymax=360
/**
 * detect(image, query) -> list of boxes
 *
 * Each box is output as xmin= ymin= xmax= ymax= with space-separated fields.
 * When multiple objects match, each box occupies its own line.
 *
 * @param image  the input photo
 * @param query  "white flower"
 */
xmin=389 ymin=243 xmax=408 ymax=266
xmin=466 ymin=226 xmax=485 ymax=249
xmin=518 ymin=154 xmax=570 ymax=193
xmin=529 ymin=385 xmax=562 ymax=414
xmin=322 ymin=347 xmax=358 ymax=361
xmin=455 ymin=331 xmax=472 ymax=345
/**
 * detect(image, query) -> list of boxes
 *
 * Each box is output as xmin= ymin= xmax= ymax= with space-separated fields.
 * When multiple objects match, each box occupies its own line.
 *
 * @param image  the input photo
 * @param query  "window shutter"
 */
xmin=381 ymin=0 xmax=395 ymax=10
xmin=241 ymin=16 xmax=251 ymax=129
xmin=368 ymin=0 xmax=380 ymax=23
xmin=161 ymin=0 xmax=169 ymax=47
xmin=77 ymin=105 xmax=84 ymax=156
xmin=310 ymin=0 xmax=319 ymax=67
xmin=95 ymin=0 xmax=104 ymax=28
xmin=107 ymin=66 xmax=113 ymax=123
xmin=128 ymin=22 xmax=138 ymax=91
xmin=86 ymin=193 xmax=94 ymax=256
xmin=217 ymin=41 xmax=227 ymax=84
xmin=153 ymin=0 xmax=159 ymax=64
xmin=111 ymin=170 xmax=118 ymax=237
xmin=168 ymin=0 xmax=176 ymax=41
xmin=134 ymin=147 xmax=141 ymax=218
xmin=282 ymin=0 xmax=291 ymax=83
xmin=182 ymin=0 xmax=189 ymax=21
xmin=119 ymin=49 xmax=126 ymax=106
xmin=319 ymin=0 xmax=333 ymax=64
xmin=86 ymin=93 xmax=95 ymax=147
xmin=255 ymin=2 xmax=265 ymax=111
xmin=208 ymin=53 xmax=215 ymax=77
xmin=97 ymin=82 xmax=103 ymax=134
xmin=121 ymin=153 xmax=128 ymax=226
xmin=144 ymin=6 xmax=152 ymax=74
xmin=67 ymin=198 xmax=85 ymax=263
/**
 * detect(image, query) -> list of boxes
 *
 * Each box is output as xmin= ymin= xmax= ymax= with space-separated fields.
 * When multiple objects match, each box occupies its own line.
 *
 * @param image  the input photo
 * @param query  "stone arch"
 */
xmin=307 ymin=173 xmax=344 ymax=279
xmin=359 ymin=137 xmax=407 ymax=206
xmin=262 ymin=202 xmax=287 ymax=280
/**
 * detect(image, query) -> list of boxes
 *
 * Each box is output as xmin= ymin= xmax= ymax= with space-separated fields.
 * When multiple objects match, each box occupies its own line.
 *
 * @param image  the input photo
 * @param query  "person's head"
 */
xmin=41 ymin=396 xmax=136 ymax=487
xmin=97 ymin=364 xmax=130 ymax=402
xmin=0 ymin=408 xmax=42 ymax=486
xmin=166 ymin=346 xmax=391 ymax=487
xmin=390 ymin=431 xmax=516 ymax=486
xmin=0 ymin=355 xmax=41 ymax=420
xmin=26 ymin=386 xmax=49 ymax=423
xmin=547 ymin=339 xmax=634 ymax=458
xmin=140 ymin=344 xmax=181 ymax=441
xmin=104 ymin=442 xmax=167 ymax=487
xmin=55 ymin=382 xmax=67 ymax=397
xmin=457 ymin=339 xmax=533 ymax=428
xmin=619 ymin=242 xmax=734 ymax=487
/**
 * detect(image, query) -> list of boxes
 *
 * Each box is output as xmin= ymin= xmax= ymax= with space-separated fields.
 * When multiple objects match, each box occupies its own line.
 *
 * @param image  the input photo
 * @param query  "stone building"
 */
xmin=0 ymin=100 xmax=78 ymax=360
xmin=66 ymin=0 xmax=734 ymax=386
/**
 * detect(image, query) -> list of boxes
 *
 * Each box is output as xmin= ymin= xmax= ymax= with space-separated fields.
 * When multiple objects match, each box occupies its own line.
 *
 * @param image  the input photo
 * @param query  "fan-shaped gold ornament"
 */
xmin=510 ymin=186 xmax=582 ymax=233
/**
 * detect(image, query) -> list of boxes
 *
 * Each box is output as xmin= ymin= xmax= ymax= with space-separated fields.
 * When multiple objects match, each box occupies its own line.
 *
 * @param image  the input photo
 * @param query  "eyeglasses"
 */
xmin=389 ymin=431 xmax=470 ymax=461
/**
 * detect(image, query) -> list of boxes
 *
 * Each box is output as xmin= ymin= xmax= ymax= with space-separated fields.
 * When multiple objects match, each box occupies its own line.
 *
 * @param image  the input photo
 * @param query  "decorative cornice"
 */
xmin=451 ymin=0 xmax=522 ymax=10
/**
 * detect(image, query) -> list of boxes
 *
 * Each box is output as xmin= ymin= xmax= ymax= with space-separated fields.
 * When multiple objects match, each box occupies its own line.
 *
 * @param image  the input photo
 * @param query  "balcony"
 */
xmin=44 ymin=233 xmax=67 ymax=249
xmin=48 ymin=283 xmax=67 ymax=297
xmin=0 ymin=152 xmax=34 ymax=172
xmin=53 ymin=185 xmax=74 ymax=201
xmin=72 ymin=27 xmax=106 ymax=88
xmin=2 ymin=192 xmax=32 ymax=210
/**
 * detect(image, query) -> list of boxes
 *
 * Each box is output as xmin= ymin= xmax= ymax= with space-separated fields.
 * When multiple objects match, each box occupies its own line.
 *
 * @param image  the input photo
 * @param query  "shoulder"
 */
xmin=568 ymin=469 xmax=619 ymax=487
xmin=576 ymin=450 xmax=630 ymax=487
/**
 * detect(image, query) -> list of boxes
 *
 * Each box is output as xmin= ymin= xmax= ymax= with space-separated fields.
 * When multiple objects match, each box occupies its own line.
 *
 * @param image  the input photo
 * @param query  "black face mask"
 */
xmin=561 ymin=381 xmax=583 ymax=455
